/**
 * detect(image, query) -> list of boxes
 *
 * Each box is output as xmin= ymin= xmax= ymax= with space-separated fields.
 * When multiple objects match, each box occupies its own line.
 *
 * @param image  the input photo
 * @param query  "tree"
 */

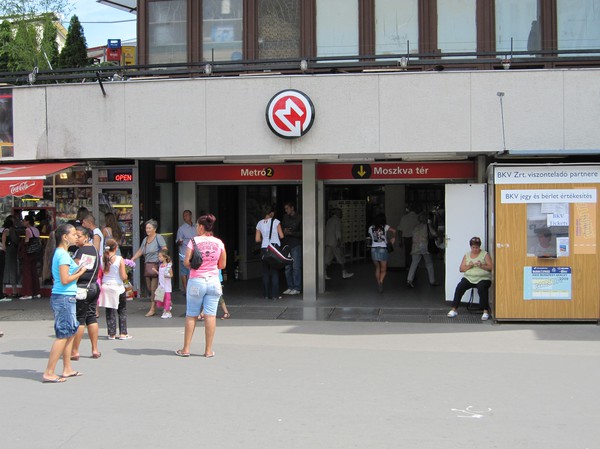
xmin=40 ymin=16 xmax=59 ymax=69
xmin=0 ymin=0 xmax=71 ymax=73
xmin=57 ymin=15 xmax=89 ymax=69
xmin=0 ymin=1 xmax=70 ymax=17
xmin=0 ymin=21 xmax=11 ymax=72
xmin=9 ymin=20 xmax=39 ymax=71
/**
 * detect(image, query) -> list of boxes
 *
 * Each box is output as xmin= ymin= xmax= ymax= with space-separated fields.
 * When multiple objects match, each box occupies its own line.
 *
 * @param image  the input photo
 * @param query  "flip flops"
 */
xmin=42 ymin=377 xmax=66 ymax=383
xmin=62 ymin=371 xmax=83 ymax=378
xmin=175 ymin=350 xmax=190 ymax=357
xmin=221 ymin=313 xmax=231 ymax=320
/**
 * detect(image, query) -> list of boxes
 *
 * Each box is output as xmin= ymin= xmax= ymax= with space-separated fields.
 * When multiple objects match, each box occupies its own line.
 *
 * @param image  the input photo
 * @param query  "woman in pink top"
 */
xmin=175 ymin=214 xmax=226 ymax=358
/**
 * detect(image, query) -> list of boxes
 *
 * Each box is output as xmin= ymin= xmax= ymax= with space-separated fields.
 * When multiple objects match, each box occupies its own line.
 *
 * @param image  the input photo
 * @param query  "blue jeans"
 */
xmin=285 ymin=245 xmax=302 ymax=291
xmin=262 ymin=260 xmax=280 ymax=299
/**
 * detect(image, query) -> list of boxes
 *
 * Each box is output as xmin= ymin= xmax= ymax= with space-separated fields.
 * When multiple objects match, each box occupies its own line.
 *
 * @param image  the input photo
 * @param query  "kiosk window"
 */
xmin=526 ymin=203 xmax=569 ymax=258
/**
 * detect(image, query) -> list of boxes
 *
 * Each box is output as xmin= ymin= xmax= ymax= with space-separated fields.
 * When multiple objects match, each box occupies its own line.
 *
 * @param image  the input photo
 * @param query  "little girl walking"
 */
xmin=156 ymin=249 xmax=173 ymax=319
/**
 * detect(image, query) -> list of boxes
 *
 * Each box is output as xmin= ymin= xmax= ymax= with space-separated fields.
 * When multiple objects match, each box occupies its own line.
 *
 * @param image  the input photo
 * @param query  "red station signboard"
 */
xmin=176 ymin=164 xmax=303 ymax=182
xmin=317 ymin=161 xmax=476 ymax=181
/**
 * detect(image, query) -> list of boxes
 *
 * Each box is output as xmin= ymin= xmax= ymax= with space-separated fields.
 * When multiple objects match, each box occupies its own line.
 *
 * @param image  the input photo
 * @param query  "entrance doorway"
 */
xmin=322 ymin=183 xmax=446 ymax=306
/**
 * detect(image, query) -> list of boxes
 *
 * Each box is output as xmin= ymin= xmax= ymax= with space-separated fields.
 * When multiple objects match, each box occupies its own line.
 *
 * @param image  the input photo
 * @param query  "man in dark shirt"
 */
xmin=282 ymin=202 xmax=302 ymax=295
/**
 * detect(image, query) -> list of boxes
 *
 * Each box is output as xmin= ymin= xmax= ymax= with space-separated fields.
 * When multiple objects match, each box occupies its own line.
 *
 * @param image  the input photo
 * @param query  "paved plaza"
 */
xmin=1 ymin=295 xmax=599 ymax=449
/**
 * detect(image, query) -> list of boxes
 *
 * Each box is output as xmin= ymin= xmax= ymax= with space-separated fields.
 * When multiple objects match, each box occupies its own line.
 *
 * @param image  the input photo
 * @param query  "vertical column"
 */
xmin=302 ymin=160 xmax=317 ymax=302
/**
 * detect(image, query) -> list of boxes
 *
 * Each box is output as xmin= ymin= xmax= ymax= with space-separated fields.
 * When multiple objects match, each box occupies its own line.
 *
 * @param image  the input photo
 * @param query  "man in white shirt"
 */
xmin=176 ymin=210 xmax=196 ymax=293
xmin=397 ymin=205 xmax=419 ymax=269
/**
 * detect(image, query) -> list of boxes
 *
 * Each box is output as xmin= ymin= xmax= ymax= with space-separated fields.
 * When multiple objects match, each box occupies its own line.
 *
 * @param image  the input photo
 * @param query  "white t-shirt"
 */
xmin=256 ymin=218 xmax=281 ymax=247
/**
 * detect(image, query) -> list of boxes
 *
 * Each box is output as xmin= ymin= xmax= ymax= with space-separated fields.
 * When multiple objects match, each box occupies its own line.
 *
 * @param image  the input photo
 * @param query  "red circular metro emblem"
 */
xmin=266 ymin=90 xmax=315 ymax=139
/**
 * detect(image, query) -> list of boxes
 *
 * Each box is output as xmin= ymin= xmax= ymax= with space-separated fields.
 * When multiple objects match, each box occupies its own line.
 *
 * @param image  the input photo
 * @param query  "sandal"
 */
xmin=198 ymin=314 xmax=205 ymax=321
xmin=221 ymin=313 xmax=231 ymax=320
xmin=175 ymin=349 xmax=190 ymax=357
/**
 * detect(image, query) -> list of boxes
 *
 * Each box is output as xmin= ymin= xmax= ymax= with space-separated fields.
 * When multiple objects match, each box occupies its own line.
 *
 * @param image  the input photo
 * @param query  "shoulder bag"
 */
xmin=261 ymin=219 xmax=293 ymax=269
xmin=76 ymin=256 xmax=99 ymax=300
xmin=189 ymin=237 xmax=203 ymax=270
xmin=143 ymin=238 xmax=160 ymax=278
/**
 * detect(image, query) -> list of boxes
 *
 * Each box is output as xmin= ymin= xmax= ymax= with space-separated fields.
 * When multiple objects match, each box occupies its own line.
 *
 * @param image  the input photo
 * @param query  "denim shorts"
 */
xmin=371 ymin=247 xmax=389 ymax=262
xmin=186 ymin=276 xmax=222 ymax=317
xmin=50 ymin=294 xmax=79 ymax=339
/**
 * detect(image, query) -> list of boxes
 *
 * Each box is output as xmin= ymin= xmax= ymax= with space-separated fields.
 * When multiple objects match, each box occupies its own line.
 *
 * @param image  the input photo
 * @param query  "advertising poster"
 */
xmin=0 ymin=88 xmax=13 ymax=158
xmin=523 ymin=266 xmax=572 ymax=300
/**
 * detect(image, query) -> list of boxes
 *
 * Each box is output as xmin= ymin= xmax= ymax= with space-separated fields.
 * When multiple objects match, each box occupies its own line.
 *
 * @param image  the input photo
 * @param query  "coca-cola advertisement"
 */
xmin=0 ymin=88 xmax=13 ymax=158
xmin=0 ymin=180 xmax=42 ymax=198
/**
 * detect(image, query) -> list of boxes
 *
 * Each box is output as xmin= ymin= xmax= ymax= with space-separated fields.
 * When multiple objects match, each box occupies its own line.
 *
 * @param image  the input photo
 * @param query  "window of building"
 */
xmin=258 ymin=0 xmax=301 ymax=59
xmin=203 ymin=0 xmax=243 ymax=61
xmin=557 ymin=0 xmax=600 ymax=52
xmin=437 ymin=0 xmax=476 ymax=55
xmin=316 ymin=0 xmax=358 ymax=57
xmin=148 ymin=0 xmax=188 ymax=64
xmin=496 ymin=0 xmax=540 ymax=54
xmin=375 ymin=0 xmax=418 ymax=56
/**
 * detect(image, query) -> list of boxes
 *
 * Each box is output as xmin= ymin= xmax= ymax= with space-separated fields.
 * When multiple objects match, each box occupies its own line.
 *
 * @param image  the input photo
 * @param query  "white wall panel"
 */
xmin=563 ymin=70 xmax=600 ymax=150
xmin=46 ymin=83 xmax=127 ymax=159
xmin=126 ymin=79 xmax=207 ymax=157
xmin=12 ymin=88 xmax=47 ymax=160
xmin=379 ymin=72 xmax=471 ymax=153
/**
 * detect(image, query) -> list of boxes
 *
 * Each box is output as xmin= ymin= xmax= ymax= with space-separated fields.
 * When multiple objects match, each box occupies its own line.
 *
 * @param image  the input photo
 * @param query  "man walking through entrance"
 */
xmin=397 ymin=204 xmax=419 ymax=269
xmin=282 ymin=202 xmax=302 ymax=295
xmin=176 ymin=210 xmax=196 ymax=294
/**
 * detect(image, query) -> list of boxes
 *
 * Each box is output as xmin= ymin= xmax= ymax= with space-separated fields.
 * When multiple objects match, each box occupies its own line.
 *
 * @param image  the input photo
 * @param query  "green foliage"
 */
xmin=57 ymin=15 xmax=89 ymax=69
xmin=0 ymin=21 xmax=11 ymax=72
xmin=0 ymin=0 xmax=71 ymax=17
xmin=40 ymin=16 xmax=59 ymax=69
xmin=9 ymin=20 xmax=39 ymax=71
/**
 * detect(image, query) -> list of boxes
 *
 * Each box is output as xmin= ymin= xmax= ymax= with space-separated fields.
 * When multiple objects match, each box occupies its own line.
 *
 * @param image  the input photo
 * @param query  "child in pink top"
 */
xmin=156 ymin=249 xmax=173 ymax=318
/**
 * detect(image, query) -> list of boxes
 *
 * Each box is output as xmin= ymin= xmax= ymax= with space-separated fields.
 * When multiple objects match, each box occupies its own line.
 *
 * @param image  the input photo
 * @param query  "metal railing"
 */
xmin=1 ymin=48 xmax=599 ymax=86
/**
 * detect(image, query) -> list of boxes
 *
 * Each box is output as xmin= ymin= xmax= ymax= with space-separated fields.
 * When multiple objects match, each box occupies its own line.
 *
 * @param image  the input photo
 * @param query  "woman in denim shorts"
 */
xmin=175 ymin=213 xmax=226 ymax=358
xmin=368 ymin=213 xmax=396 ymax=294
xmin=42 ymin=224 xmax=88 ymax=383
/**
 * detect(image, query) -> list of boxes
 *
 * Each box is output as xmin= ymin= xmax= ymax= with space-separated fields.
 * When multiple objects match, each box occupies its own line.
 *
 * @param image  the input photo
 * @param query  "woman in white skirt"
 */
xmin=98 ymin=239 xmax=131 ymax=340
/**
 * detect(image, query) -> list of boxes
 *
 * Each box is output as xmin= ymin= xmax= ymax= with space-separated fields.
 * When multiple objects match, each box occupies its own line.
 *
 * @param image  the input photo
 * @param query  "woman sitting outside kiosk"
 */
xmin=447 ymin=236 xmax=493 ymax=321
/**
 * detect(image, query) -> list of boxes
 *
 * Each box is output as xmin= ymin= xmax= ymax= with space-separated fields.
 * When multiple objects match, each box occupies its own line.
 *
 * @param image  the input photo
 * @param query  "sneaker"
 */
xmin=282 ymin=289 xmax=293 ymax=295
xmin=481 ymin=312 xmax=490 ymax=321
xmin=289 ymin=289 xmax=300 ymax=295
xmin=447 ymin=310 xmax=458 ymax=318
xmin=19 ymin=295 xmax=32 ymax=300
xmin=0 ymin=297 xmax=12 ymax=302
xmin=108 ymin=336 xmax=116 ymax=340
xmin=34 ymin=294 xmax=41 ymax=298
xmin=161 ymin=312 xmax=172 ymax=319
xmin=342 ymin=271 xmax=354 ymax=279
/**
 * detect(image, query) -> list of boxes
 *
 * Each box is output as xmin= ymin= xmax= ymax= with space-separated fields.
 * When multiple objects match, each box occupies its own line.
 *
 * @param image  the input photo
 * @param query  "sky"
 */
xmin=65 ymin=1 xmax=136 ymax=48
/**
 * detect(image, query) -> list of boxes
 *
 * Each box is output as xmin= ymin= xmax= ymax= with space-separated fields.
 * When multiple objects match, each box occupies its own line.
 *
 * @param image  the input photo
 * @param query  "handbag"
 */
xmin=143 ymin=238 xmax=160 ymax=277
xmin=154 ymin=285 xmax=165 ymax=303
xmin=261 ymin=219 xmax=293 ymax=268
xmin=189 ymin=237 xmax=203 ymax=270
xmin=26 ymin=236 xmax=41 ymax=254
xmin=76 ymin=255 xmax=99 ymax=300
xmin=144 ymin=262 xmax=159 ymax=277
xmin=386 ymin=242 xmax=394 ymax=253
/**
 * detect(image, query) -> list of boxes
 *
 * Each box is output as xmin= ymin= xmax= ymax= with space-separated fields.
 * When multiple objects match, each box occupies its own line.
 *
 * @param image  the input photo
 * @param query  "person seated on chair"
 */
xmin=447 ymin=236 xmax=493 ymax=321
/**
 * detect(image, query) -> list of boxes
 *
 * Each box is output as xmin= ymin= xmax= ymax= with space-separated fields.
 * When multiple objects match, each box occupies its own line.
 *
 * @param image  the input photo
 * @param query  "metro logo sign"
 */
xmin=266 ymin=90 xmax=315 ymax=139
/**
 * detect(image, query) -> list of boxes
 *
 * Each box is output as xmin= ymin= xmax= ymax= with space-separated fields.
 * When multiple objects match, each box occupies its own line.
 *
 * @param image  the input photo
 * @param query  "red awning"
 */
xmin=0 ymin=162 xmax=77 ymax=197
